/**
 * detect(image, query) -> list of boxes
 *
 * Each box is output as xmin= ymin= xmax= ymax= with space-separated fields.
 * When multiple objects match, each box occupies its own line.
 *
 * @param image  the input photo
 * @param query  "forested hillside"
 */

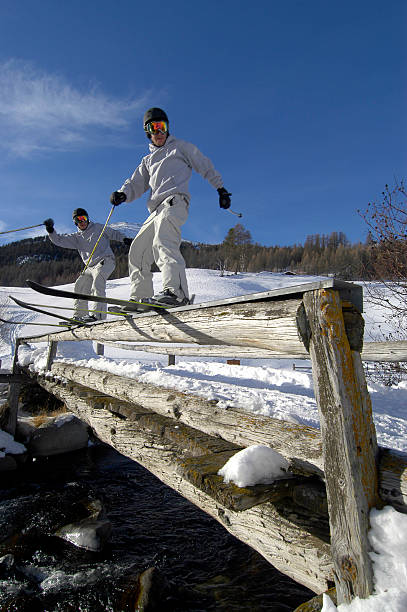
xmin=182 ymin=226 xmax=373 ymax=280
xmin=0 ymin=225 xmax=374 ymax=287
xmin=0 ymin=235 xmax=130 ymax=287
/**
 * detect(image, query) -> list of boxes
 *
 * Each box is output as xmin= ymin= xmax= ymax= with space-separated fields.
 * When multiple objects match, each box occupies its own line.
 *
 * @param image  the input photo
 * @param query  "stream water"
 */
xmin=0 ymin=443 xmax=313 ymax=611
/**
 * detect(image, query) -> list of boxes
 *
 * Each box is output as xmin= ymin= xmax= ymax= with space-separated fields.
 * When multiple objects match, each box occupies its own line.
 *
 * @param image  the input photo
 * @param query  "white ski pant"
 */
xmin=128 ymin=194 xmax=189 ymax=301
xmin=73 ymin=256 xmax=115 ymax=319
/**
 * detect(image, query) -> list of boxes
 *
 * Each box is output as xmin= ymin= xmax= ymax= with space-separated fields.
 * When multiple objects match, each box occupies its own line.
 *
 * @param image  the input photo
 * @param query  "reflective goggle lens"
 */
xmin=145 ymin=120 xmax=168 ymax=134
xmin=74 ymin=215 xmax=88 ymax=223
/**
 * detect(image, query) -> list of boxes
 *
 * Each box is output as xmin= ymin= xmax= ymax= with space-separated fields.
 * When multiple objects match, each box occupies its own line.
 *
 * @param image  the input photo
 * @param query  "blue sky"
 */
xmin=0 ymin=0 xmax=405 ymax=249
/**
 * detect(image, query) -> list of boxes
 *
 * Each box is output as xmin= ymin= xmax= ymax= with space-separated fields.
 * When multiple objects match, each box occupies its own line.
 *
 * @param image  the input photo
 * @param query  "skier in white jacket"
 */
xmin=110 ymin=107 xmax=231 ymax=311
xmin=43 ymin=209 xmax=131 ymax=322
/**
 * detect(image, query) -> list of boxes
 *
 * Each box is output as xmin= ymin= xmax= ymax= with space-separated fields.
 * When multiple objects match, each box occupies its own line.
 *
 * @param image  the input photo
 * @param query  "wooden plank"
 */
xmin=1 ymin=338 xmax=24 ymax=435
xmin=45 ymin=341 xmax=58 ymax=370
xmin=95 ymin=342 xmax=104 ymax=356
xmin=100 ymin=341 xmax=308 ymax=359
xmin=361 ymin=340 xmax=407 ymax=362
xmin=158 ymin=278 xmax=362 ymax=313
xmin=17 ymin=333 xmax=407 ymax=363
xmin=303 ymin=289 xmax=379 ymax=604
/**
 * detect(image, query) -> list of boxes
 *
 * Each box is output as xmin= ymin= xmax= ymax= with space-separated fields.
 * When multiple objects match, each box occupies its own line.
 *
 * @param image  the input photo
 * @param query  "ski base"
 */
xmin=10 ymin=296 xmax=89 ymax=327
xmin=0 ymin=316 xmax=72 ymax=328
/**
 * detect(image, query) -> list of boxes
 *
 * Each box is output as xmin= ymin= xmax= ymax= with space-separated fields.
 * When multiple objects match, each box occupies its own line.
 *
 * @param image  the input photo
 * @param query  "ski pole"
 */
xmin=227 ymin=209 xmax=243 ymax=218
xmin=0 ymin=223 xmax=45 ymax=235
xmin=81 ymin=205 xmax=115 ymax=274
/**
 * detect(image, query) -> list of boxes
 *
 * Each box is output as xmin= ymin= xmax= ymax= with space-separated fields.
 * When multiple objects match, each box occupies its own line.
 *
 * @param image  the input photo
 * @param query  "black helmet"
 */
xmin=72 ymin=207 xmax=89 ymax=219
xmin=143 ymin=107 xmax=169 ymax=129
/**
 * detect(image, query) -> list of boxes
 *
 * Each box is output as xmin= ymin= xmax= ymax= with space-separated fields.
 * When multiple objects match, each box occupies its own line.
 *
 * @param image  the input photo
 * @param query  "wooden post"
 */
xmin=303 ymin=289 xmax=379 ymax=604
xmin=46 ymin=340 xmax=58 ymax=370
xmin=2 ymin=338 xmax=23 ymax=435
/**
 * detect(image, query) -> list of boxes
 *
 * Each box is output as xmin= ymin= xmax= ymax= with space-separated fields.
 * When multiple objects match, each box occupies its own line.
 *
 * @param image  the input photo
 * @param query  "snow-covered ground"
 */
xmin=1 ymin=269 xmax=406 ymax=610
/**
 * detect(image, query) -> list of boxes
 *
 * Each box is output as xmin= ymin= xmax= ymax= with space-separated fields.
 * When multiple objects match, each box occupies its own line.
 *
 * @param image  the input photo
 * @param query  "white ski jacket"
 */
xmin=119 ymin=135 xmax=224 ymax=213
xmin=48 ymin=222 xmax=126 ymax=267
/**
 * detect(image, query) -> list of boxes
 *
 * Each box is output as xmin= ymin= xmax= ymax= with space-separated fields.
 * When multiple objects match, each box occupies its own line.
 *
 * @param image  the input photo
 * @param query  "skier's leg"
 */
xmin=128 ymin=216 xmax=156 ymax=301
xmin=73 ymin=269 xmax=93 ymax=316
xmin=90 ymin=257 xmax=115 ymax=319
xmin=152 ymin=195 xmax=189 ymax=300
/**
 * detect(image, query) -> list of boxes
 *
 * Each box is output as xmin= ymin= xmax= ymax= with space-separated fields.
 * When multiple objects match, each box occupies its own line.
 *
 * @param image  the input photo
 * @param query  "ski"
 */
xmin=9 ymin=296 xmax=88 ymax=327
xmin=0 ymin=316 xmax=72 ymax=328
xmin=11 ymin=301 xmax=130 ymax=318
xmin=25 ymin=280 xmax=194 ymax=313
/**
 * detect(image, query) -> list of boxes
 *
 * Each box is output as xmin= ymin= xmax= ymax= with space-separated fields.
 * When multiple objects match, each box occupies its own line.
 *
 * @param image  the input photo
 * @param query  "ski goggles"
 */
xmin=145 ymin=120 xmax=168 ymax=135
xmin=74 ymin=215 xmax=88 ymax=224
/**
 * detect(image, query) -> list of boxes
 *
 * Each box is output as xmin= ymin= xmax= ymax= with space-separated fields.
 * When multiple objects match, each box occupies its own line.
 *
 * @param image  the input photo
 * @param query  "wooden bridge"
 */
xmin=2 ymin=278 xmax=407 ymax=606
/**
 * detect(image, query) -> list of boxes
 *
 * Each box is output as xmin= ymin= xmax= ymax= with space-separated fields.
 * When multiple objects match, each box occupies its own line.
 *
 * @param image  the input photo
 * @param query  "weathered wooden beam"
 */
xmin=46 ymin=361 xmax=325 ymax=475
xmin=361 ymin=340 xmax=407 ymax=362
xmin=303 ymin=289 xmax=380 ymax=604
xmin=15 ymin=299 xmax=311 ymax=356
xmin=18 ymin=332 xmax=407 ymax=363
xmin=95 ymin=342 xmax=104 ymax=356
xmin=1 ymin=338 xmax=24 ymax=435
xmin=35 ymin=375 xmax=334 ymax=593
xmin=102 ymin=341 xmax=307 ymax=359
xmin=45 ymin=340 xmax=58 ymax=371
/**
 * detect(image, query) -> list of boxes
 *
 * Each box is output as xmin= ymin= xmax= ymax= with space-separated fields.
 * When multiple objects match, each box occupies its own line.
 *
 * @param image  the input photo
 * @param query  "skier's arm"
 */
xmin=180 ymin=141 xmax=224 ymax=190
xmin=117 ymin=159 xmax=150 ymax=203
xmin=47 ymin=230 xmax=79 ymax=250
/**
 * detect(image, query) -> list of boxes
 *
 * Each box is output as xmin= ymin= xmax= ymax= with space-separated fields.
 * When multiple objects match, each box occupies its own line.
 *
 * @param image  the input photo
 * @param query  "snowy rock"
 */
xmin=16 ymin=413 xmax=88 ymax=457
xmin=54 ymin=499 xmax=111 ymax=551
xmin=0 ymin=429 xmax=26 ymax=471
xmin=55 ymin=517 xmax=112 ymax=552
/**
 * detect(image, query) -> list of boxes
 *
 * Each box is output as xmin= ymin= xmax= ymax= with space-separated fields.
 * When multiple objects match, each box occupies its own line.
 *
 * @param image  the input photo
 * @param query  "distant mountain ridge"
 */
xmin=108 ymin=221 xmax=142 ymax=237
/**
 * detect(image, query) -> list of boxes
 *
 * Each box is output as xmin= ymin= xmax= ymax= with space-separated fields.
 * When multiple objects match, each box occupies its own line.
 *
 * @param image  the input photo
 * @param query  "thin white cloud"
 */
xmin=0 ymin=60 xmax=148 ymax=157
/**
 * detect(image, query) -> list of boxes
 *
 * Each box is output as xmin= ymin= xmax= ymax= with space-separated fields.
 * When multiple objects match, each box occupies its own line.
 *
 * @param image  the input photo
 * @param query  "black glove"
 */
xmin=43 ymin=218 xmax=54 ymax=233
xmin=217 ymin=187 xmax=231 ymax=209
xmin=110 ymin=191 xmax=127 ymax=206
xmin=123 ymin=237 xmax=132 ymax=246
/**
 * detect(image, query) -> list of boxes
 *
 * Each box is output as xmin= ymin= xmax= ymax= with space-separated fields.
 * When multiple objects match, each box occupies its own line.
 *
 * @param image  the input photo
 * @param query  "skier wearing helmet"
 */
xmin=110 ymin=107 xmax=231 ymax=311
xmin=43 ymin=209 xmax=131 ymax=322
